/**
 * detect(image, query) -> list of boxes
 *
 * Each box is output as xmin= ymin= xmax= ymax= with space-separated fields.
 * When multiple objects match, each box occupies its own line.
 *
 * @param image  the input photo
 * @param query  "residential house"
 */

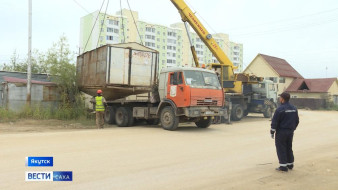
xmin=244 ymin=54 xmax=303 ymax=95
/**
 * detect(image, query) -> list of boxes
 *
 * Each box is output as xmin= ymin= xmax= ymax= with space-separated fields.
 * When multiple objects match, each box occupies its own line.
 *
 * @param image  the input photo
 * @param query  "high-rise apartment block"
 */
xmin=80 ymin=9 xmax=243 ymax=72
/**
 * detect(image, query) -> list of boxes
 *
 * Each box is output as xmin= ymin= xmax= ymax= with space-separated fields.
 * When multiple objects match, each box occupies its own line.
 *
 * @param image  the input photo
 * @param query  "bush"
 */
xmin=0 ymin=108 xmax=18 ymax=122
xmin=0 ymin=95 xmax=93 ymax=122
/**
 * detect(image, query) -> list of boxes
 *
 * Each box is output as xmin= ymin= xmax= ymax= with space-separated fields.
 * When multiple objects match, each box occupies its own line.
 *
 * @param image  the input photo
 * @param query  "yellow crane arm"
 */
xmin=170 ymin=0 xmax=234 ymax=68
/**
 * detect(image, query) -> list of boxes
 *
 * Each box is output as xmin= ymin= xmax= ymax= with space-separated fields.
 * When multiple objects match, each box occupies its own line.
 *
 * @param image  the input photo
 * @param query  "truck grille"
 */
xmin=196 ymin=99 xmax=218 ymax=106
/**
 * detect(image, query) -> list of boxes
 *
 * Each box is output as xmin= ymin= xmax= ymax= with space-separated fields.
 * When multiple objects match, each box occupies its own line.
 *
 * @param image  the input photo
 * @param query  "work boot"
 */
xmin=287 ymin=164 xmax=294 ymax=170
xmin=275 ymin=166 xmax=288 ymax=172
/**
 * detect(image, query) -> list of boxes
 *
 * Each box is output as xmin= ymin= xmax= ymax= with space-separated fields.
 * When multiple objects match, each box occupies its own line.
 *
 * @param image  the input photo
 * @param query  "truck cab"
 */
xmin=156 ymin=67 xmax=226 ymax=130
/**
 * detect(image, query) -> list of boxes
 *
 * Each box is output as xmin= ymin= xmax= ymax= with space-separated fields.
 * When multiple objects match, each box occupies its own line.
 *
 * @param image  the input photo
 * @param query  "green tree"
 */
xmin=2 ymin=35 xmax=80 ymax=107
xmin=2 ymin=50 xmax=45 ymax=73
xmin=46 ymin=35 xmax=78 ymax=106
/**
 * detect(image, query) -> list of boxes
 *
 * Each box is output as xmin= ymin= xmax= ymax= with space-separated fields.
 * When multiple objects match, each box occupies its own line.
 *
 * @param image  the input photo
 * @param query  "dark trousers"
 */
xmin=275 ymin=130 xmax=294 ymax=166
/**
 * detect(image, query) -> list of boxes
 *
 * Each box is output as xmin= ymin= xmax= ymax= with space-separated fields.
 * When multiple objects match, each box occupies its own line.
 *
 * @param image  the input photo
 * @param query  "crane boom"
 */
xmin=170 ymin=0 xmax=234 ymax=68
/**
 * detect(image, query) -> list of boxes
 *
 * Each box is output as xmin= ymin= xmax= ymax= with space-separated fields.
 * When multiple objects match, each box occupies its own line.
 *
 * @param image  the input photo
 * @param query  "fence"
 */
xmin=290 ymin=98 xmax=327 ymax=110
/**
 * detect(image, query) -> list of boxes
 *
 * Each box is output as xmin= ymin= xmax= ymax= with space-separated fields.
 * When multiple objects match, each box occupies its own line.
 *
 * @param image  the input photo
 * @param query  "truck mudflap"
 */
xmin=182 ymin=107 xmax=226 ymax=117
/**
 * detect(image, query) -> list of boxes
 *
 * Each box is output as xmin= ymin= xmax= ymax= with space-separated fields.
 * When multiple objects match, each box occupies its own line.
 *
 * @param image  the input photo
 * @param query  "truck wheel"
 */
xmin=104 ymin=106 xmax=116 ymax=124
xmin=115 ymin=107 xmax=129 ymax=127
xmin=146 ymin=119 xmax=160 ymax=125
xmin=263 ymin=106 xmax=272 ymax=118
xmin=160 ymin=106 xmax=179 ymax=131
xmin=231 ymin=104 xmax=244 ymax=121
xmin=195 ymin=117 xmax=212 ymax=128
xmin=126 ymin=107 xmax=134 ymax=126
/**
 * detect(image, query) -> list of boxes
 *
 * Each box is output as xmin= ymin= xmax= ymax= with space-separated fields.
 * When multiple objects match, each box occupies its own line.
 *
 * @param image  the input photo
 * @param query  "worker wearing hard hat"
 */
xmin=91 ymin=89 xmax=107 ymax=129
xmin=270 ymin=92 xmax=299 ymax=172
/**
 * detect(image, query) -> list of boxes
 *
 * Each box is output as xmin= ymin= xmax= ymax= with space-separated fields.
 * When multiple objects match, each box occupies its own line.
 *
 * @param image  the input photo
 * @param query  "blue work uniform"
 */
xmin=271 ymin=102 xmax=299 ymax=167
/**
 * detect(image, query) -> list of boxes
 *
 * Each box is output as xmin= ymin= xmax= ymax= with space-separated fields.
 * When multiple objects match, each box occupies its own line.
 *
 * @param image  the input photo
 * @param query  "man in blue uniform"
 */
xmin=270 ymin=92 xmax=299 ymax=172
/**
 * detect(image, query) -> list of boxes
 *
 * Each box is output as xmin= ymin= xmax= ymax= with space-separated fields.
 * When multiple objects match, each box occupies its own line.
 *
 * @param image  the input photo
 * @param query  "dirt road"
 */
xmin=1 ymin=110 xmax=337 ymax=190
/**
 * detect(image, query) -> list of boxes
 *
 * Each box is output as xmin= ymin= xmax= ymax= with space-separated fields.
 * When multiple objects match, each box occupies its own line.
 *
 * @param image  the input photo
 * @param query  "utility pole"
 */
xmin=27 ymin=0 xmax=32 ymax=105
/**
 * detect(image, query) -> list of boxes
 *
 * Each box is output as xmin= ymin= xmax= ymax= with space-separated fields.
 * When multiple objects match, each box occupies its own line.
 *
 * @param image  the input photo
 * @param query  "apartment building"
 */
xmin=80 ymin=9 xmax=243 ymax=71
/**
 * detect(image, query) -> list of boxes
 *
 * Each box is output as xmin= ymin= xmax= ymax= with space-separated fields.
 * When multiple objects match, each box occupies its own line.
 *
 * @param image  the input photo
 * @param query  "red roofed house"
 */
xmin=0 ymin=71 xmax=60 ymax=112
xmin=286 ymin=78 xmax=338 ymax=105
xmin=244 ymin=54 xmax=303 ymax=95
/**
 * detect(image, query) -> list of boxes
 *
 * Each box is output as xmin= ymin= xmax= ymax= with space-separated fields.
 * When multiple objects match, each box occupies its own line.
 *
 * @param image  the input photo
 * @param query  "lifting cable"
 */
xmin=83 ymin=0 xmax=106 ymax=53
xmin=126 ymin=0 xmax=143 ymax=45
xmin=96 ymin=0 xmax=110 ymax=48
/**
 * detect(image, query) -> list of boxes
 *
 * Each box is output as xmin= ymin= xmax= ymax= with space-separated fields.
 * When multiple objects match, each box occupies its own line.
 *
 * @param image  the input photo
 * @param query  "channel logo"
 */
xmin=25 ymin=171 xmax=72 ymax=181
xmin=26 ymin=157 xmax=53 ymax=167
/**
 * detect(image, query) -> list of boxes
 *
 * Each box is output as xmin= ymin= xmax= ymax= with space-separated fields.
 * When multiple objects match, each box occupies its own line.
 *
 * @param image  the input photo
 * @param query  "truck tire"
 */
xmin=263 ymin=106 xmax=272 ymax=118
xmin=160 ymin=106 xmax=179 ymax=131
xmin=231 ymin=104 xmax=244 ymax=121
xmin=195 ymin=117 xmax=212 ymax=128
xmin=104 ymin=106 xmax=115 ymax=124
xmin=126 ymin=107 xmax=134 ymax=126
xmin=115 ymin=107 xmax=129 ymax=127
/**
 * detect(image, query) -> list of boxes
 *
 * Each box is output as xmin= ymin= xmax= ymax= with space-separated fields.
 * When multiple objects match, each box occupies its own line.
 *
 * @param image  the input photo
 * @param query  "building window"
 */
xmin=279 ymin=77 xmax=286 ymax=83
xmin=106 ymin=36 xmax=113 ymax=41
xmin=108 ymin=20 xmax=119 ymax=26
xmin=145 ymin=27 xmax=155 ymax=33
xmin=145 ymin=35 xmax=155 ymax=40
xmin=167 ymin=39 xmax=176 ymax=44
xmin=107 ymin=27 xmax=113 ymax=33
xmin=266 ymin=77 xmax=278 ymax=83
xmin=145 ymin=42 xmax=155 ymax=47
xmin=167 ymin=31 xmax=176 ymax=37
xmin=167 ymin=59 xmax=176 ymax=64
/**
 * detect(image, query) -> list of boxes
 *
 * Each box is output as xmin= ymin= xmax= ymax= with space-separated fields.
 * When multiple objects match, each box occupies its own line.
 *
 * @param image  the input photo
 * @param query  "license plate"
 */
xmin=205 ymin=111 xmax=214 ymax=115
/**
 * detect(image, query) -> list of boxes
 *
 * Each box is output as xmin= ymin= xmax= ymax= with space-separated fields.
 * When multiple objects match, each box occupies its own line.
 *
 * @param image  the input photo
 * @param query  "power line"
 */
xmin=96 ymin=0 xmax=110 ymax=48
xmin=233 ymin=17 xmax=338 ymax=38
xmin=72 ymin=0 xmax=90 ymax=14
xmin=83 ymin=0 xmax=105 ymax=53
xmin=126 ymin=0 xmax=143 ymax=45
xmin=229 ymin=7 xmax=338 ymax=31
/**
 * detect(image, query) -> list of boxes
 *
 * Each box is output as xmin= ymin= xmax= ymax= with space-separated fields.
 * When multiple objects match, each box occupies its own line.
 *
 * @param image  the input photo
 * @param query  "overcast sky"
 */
xmin=1 ymin=0 xmax=337 ymax=78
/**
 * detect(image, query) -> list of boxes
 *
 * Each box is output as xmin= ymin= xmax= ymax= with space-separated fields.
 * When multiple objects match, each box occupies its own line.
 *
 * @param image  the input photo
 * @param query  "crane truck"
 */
xmin=77 ymin=43 xmax=226 ymax=130
xmin=170 ymin=0 xmax=277 ymax=121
